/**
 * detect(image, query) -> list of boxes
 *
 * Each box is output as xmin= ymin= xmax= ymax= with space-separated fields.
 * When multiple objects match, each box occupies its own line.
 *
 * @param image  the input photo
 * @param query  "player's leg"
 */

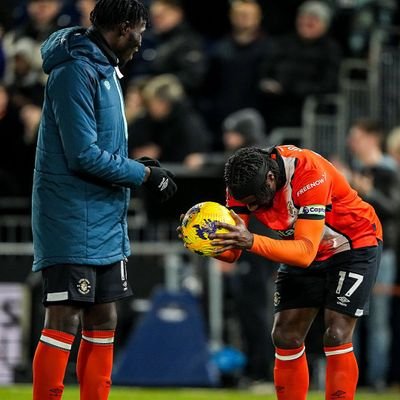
xmin=272 ymin=266 xmax=326 ymax=399
xmin=77 ymin=302 xmax=117 ymax=400
xmin=33 ymin=305 xmax=81 ymax=400
xmin=323 ymin=310 xmax=358 ymax=400
xmin=77 ymin=260 xmax=132 ymax=400
xmin=272 ymin=307 xmax=319 ymax=400
xmin=33 ymin=263 xmax=94 ymax=400
xmin=324 ymin=243 xmax=382 ymax=400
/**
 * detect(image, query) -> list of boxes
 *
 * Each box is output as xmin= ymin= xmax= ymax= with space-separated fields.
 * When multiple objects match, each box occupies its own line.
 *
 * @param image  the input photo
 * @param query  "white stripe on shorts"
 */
xmin=46 ymin=291 xmax=69 ymax=302
xmin=120 ymin=260 xmax=126 ymax=280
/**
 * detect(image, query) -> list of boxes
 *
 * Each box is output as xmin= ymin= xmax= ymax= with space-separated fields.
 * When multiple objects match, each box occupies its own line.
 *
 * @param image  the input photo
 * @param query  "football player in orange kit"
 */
xmin=210 ymin=145 xmax=382 ymax=400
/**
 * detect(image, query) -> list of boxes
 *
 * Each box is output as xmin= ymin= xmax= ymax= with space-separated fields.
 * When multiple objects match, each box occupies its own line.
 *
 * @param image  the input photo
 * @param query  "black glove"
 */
xmin=135 ymin=156 xmax=161 ymax=168
xmin=145 ymin=166 xmax=177 ymax=202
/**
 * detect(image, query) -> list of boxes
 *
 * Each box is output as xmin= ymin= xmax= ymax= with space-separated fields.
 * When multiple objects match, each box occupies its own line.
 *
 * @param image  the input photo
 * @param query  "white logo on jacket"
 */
xmin=103 ymin=80 xmax=111 ymax=90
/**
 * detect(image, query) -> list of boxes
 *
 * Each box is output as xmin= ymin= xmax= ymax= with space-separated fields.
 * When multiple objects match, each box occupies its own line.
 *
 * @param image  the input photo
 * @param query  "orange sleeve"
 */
xmin=214 ymin=212 xmax=248 ymax=263
xmin=215 ymin=249 xmax=242 ymax=263
xmin=249 ymin=218 xmax=325 ymax=267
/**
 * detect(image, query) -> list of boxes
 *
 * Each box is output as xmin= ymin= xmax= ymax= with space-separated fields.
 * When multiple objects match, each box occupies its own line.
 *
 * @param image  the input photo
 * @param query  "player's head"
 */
xmin=90 ymin=0 xmax=148 ymax=64
xmin=224 ymin=147 xmax=280 ymax=211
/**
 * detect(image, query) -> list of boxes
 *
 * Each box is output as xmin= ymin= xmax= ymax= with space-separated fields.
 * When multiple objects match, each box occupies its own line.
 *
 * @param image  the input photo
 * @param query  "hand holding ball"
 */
xmin=180 ymin=202 xmax=236 ymax=256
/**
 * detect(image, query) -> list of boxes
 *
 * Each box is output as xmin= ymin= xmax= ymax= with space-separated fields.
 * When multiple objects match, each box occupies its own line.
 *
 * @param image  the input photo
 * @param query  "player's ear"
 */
xmin=266 ymin=170 xmax=275 ymax=183
xmin=119 ymin=21 xmax=130 ymax=36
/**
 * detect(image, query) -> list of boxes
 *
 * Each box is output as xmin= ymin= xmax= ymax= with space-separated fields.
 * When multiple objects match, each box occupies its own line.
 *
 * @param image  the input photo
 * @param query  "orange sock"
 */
xmin=274 ymin=345 xmax=309 ymax=400
xmin=33 ymin=328 xmax=75 ymax=400
xmin=325 ymin=343 xmax=358 ymax=400
xmin=76 ymin=330 xmax=115 ymax=400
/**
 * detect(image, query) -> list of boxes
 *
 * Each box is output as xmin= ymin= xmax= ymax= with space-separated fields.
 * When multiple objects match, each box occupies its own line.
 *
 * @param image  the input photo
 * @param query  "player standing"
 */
xmin=210 ymin=145 xmax=382 ymax=400
xmin=31 ymin=1 xmax=177 ymax=399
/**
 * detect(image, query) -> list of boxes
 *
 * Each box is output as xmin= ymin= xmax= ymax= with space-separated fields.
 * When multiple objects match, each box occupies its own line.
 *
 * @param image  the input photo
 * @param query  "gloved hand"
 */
xmin=145 ymin=166 xmax=177 ymax=202
xmin=135 ymin=156 xmax=161 ymax=168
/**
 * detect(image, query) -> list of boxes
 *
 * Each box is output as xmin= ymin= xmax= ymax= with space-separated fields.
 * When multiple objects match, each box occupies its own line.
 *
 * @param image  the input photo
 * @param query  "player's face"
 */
xmin=117 ymin=20 xmax=146 ymax=65
xmin=240 ymin=172 xmax=277 ymax=211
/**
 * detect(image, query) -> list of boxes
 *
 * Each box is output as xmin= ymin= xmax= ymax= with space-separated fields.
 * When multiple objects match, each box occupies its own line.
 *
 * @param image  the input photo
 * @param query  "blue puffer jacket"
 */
xmin=32 ymin=27 xmax=146 ymax=271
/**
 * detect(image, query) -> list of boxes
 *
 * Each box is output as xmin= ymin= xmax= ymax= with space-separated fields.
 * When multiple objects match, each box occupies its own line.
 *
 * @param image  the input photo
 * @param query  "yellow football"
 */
xmin=181 ymin=201 xmax=236 ymax=256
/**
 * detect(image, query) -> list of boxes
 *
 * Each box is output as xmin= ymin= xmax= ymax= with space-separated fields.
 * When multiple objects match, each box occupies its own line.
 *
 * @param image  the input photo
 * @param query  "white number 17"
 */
xmin=335 ymin=271 xmax=364 ymax=297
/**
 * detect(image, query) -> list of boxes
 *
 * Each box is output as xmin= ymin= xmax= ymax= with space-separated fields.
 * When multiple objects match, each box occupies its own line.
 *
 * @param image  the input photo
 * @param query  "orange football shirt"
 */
xmin=227 ymin=145 xmax=382 ymax=262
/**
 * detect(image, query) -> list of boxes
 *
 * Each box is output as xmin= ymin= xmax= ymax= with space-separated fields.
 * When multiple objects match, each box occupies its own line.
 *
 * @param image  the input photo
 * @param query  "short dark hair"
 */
xmin=224 ymin=147 xmax=279 ymax=198
xmin=352 ymin=117 xmax=383 ymax=134
xmin=90 ymin=0 xmax=148 ymax=31
xmin=351 ymin=117 xmax=384 ymax=143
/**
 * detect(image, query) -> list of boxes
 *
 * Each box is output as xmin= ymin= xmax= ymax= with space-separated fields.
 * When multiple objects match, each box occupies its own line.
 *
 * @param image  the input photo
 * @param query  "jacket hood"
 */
xmin=41 ymin=27 xmax=112 ymax=76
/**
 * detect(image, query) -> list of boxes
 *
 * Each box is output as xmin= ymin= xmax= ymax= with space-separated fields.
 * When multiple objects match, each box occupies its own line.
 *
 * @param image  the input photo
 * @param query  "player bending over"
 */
xmin=210 ymin=145 xmax=382 ymax=400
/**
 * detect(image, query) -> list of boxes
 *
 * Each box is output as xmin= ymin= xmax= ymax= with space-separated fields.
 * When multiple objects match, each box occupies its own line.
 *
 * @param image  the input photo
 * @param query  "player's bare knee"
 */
xmin=323 ymin=325 xmax=352 ymax=346
xmin=44 ymin=305 xmax=81 ymax=334
xmin=82 ymin=303 xmax=118 ymax=330
xmin=271 ymin=326 xmax=305 ymax=349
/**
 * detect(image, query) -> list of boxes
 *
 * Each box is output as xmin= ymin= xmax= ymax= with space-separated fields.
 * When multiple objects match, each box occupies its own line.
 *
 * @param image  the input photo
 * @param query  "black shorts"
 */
xmin=274 ymin=243 xmax=382 ymax=317
xmin=41 ymin=260 xmax=133 ymax=306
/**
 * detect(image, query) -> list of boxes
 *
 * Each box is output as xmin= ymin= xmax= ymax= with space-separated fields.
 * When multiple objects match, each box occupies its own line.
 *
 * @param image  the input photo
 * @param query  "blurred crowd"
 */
xmin=1 ymin=0 xmax=400 ymax=391
xmin=0 ymin=0 xmax=399 ymax=195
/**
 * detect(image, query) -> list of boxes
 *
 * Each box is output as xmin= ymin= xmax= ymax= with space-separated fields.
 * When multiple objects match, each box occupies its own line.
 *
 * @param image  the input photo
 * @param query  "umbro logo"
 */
xmin=50 ymin=388 xmax=63 ymax=395
xmin=158 ymin=177 xmax=169 ymax=191
xmin=337 ymin=296 xmax=350 ymax=303
xmin=330 ymin=389 xmax=346 ymax=399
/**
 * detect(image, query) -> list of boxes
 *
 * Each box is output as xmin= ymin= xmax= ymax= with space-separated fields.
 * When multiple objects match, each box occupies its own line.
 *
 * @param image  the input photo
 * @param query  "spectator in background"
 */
xmin=203 ymin=0 xmax=269 ymax=147
xmin=128 ymin=0 xmax=207 ymax=97
xmin=347 ymin=118 xmax=400 ymax=391
xmin=19 ymin=102 xmax=41 ymax=194
xmin=0 ymin=0 xmax=20 ymax=32
xmin=333 ymin=0 xmax=398 ymax=58
xmin=129 ymin=74 xmax=211 ymax=164
xmin=386 ymin=126 xmax=400 ymax=388
xmin=2 ymin=0 xmax=68 ymax=89
xmin=387 ymin=126 xmax=400 ymax=165
xmin=0 ymin=38 xmax=5 ymax=81
xmin=4 ymin=37 xmax=45 ymax=107
xmin=185 ymin=107 xmax=268 ymax=172
xmin=126 ymin=76 xmax=149 ymax=132
xmin=0 ymin=82 xmax=32 ymax=195
xmin=258 ymin=0 xmax=341 ymax=132
xmin=0 ymin=21 xmax=5 ymax=80
xmin=75 ymin=0 xmax=97 ymax=28
xmin=222 ymin=108 xmax=267 ymax=153
xmin=126 ymin=76 xmax=154 ymax=159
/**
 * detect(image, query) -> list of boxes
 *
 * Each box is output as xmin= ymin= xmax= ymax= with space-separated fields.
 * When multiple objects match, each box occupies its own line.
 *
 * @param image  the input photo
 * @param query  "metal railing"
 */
xmin=0 ymin=196 xmax=225 ymax=369
xmin=302 ymin=94 xmax=347 ymax=160
xmin=370 ymin=27 xmax=400 ymax=131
